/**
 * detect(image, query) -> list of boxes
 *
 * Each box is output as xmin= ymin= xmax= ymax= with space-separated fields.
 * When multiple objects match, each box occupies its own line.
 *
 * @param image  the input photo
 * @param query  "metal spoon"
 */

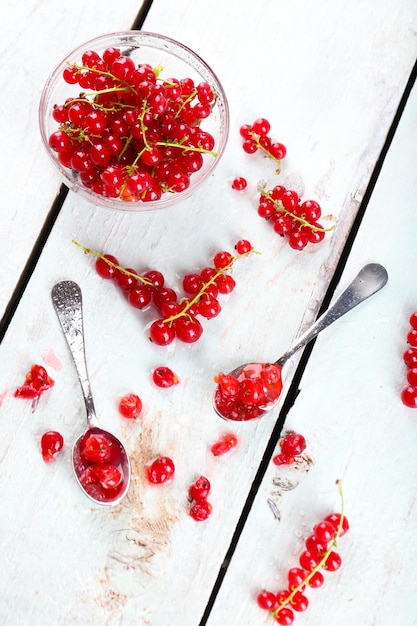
xmin=214 ymin=263 xmax=388 ymax=422
xmin=52 ymin=280 xmax=130 ymax=505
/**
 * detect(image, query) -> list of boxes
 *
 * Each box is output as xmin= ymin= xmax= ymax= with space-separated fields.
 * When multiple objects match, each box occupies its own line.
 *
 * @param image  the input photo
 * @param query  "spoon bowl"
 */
xmin=214 ymin=263 xmax=388 ymax=421
xmin=52 ymin=280 xmax=131 ymax=505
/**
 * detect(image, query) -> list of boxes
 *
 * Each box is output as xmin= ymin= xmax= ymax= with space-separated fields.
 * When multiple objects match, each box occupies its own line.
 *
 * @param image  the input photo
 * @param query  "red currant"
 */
xmin=118 ymin=393 xmax=143 ymax=419
xmin=188 ymin=475 xmax=211 ymax=501
xmin=189 ymin=500 xmax=212 ymax=521
xmin=231 ymin=177 xmax=247 ymax=191
xmin=41 ymin=431 xmax=64 ymax=462
xmin=401 ymin=385 xmax=417 ymax=408
xmin=280 ymin=433 xmax=306 ymax=457
xmin=94 ymin=463 xmax=123 ymax=490
xmin=147 ymin=456 xmax=175 ymax=484
xmin=81 ymin=433 xmax=112 ymax=463
xmin=256 ymin=590 xmax=278 ymax=611
xmin=152 ymin=366 xmax=179 ymax=388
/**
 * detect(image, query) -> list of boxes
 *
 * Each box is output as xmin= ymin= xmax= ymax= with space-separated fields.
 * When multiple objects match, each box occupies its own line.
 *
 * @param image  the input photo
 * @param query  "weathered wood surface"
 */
xmin=0 ymin=0 xmax=416 ymax=624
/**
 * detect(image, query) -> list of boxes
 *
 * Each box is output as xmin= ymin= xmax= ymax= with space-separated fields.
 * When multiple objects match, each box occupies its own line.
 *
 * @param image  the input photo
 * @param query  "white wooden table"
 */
xmin=1 ymin=1 xmax=417 ymax=624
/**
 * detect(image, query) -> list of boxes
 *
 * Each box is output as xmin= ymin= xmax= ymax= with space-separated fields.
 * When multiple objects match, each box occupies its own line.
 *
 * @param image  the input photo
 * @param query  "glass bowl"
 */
xmin=39 ymin=31 xmax=229 ymax=211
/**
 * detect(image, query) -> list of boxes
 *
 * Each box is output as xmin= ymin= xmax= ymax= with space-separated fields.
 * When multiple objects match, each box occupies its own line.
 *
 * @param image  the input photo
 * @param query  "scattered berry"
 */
xmin=189 ymin=500 xmax=213 ymax=521
xmin=152 ymin=366 xmax=179 ymax=388
xmin=118 ymin=393 xmax=143 ymax=419
xmin=210 ymin=432 xmax=238 ymax=456
xmin=232 ymin=176 xmax=247 ymax=191
xmin=41 ymin=431 xmax=64 ymax=462
xmin=14 ymin=364 xmax=54 ymax=410
xmin=147 ymin=456 xmax=175 ymax=484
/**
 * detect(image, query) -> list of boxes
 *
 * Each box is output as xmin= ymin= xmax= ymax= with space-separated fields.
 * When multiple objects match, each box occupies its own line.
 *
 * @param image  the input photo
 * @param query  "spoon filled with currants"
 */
xmin=52 ymin=280 xmax=131 ymax=505
xmin=213 ymin=263 xmax=388 ymax=422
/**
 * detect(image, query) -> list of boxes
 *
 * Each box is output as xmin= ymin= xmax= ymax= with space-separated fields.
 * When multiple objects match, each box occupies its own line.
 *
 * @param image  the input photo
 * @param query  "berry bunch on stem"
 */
xmin=401 ymin=310 xmax=417 ymax=407
xmin=74 ymin=238 xmax=256 ymax=346
xmin=257 ymin=185 xmax=334 ymax=250
xmin=256 ymin=481 xmax=349 ymax=624
xmin=48 ymin=47 xmax=219 ymax=203
xmin=239 ymin=118 xmax=287 ymax=173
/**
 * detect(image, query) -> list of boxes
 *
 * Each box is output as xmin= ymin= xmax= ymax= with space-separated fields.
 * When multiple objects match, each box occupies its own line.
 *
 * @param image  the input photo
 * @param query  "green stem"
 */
xmin=72 ymin=240 xmax=154 ymax=287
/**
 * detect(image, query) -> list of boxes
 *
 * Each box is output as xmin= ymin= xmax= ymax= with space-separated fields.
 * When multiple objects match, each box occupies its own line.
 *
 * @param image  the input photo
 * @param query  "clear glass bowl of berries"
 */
xmin=39 ymin=31 xmax=229 ymax=211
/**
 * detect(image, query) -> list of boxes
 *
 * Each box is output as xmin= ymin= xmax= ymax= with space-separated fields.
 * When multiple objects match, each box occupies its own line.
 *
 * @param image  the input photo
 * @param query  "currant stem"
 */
xmin=271 ymin=480 xmax=346 ymax=619
xmin=71 ymin=240 xmax=154 ymax=286
xmin=260 ymin=189 xmax=335 ymax=233
xmin=250 ymin=131 xmax=282 ymax=173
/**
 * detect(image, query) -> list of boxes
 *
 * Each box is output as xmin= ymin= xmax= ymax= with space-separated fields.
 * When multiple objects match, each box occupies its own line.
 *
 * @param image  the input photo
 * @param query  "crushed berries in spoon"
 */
xmin=214 ymin=363 xmax=283 ymax=421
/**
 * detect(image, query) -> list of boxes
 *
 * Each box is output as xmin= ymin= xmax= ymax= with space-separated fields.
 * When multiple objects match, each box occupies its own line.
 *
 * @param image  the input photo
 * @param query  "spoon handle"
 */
xmin=51 ymin=280 xmax=98 ymax=428
xmin=276 ymin=263 xmax=388 ymax=366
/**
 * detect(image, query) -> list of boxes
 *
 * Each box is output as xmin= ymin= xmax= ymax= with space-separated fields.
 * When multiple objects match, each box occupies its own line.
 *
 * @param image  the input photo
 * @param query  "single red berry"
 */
xmin=314 ymin=520 xmax=337 ymax=544
xmin=299 ymin=549 xmax=321 ymax=571
xmin=41 ymin=431 xmax=64 ymax=462
xmin=232 ymin=177 xmax=247 ymax=191
xmin=401 ymin=385 xmax=417 ymax=408
xmin=323 ymin=550 xmax=342 ymax=571
xmin=149 ymin=319 xmax=176 ymax=345
xmin=290 ymin=591 xmax=309 ymax=612
xmin=252 ymin=117 xmax=271 ymax=136
xmin=287 ymin=567 xmax=306 ymax=590
xmin=280 ymin=433 xmax=306 ymax=457
xmin=213 ymin=250 xmax=233 ymax=269
xmin=152 ymin=366 xmax=179 ymax=388
xmin=94 ymin=463 xmax=123 ymax=490
xmin=118 ymin=393 xmax=142 ymax=419
xmin=256 ymin=590 xmax=278 ymax=611
xmin=235 ymin=239 xmax=252 ymax=254
xmin=407 ymin=368 xmax=417 ymax=387
xmin=188 ymin=475 xmax=211 ymax=501
xmin=189 ymin=500 xmax=212 ymax=521
xmin=305 ymin=533 xmax=327 ymax=555
xmin=404 ymin=347 xmax=417 ymax=368
xmin=408 ymin=330 xmax=417 ymax=347
xmin=409 ymin=311 xmax=417 ymax=330
xmin=272 ymin=453 xmax=293 ymax=466
xmin=95 ymin=254 xmax=119 ymax=279
xmin=147 ymin=456 xmax=175 ymax=484
xmin=307 ymin=570 xmax=325 ymax=588
xmin=324 ymin=513 xmax=350 ymax=536
xmin=81 ymin=433 xmax=112 ymax=463
xmin=274 ymin=607 xmax=295 ymax=625
xmin=174 ymin=316 xmax=203 ymax=343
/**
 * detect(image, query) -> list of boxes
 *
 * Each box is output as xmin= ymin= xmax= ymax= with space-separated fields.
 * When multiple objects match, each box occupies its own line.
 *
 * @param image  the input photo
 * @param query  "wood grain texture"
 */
xmin=0 ymin=0 xmax=416 ymax=624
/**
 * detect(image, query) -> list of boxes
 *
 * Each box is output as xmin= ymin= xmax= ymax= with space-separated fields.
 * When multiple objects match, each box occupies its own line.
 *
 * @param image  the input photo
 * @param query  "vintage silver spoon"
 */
xmin=214 ymin=263 xmax=388 ymax=422
xmin=52 ymin=280 xmax=131 ymax=505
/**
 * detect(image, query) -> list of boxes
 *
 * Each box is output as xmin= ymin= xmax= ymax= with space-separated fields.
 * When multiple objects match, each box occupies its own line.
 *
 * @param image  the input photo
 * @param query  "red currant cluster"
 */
xmin=257 ymin=509 xmax=349 ymax=624
xmin=75 ymin=238 xmax=254 ymax=346
xmin=210 ymin=432 xmax=238 ymax=456
xmin=14 ymin=364 xmax=55 ymax=410
xmin=273 ymin=432 xmax=306 ymax=466
xmin=74 ymin=431 xmax=127 ymax=502
xmin=41 ymin=430 xmax=64 ymax=462
xmin=239 ymin=117 xmax=287 ymax=173
xmin=214 ymin=363 xmax=283 ymax=421
xmin=188 ymin=475 xmax=213 ymax=521
xmin=48 ymin=47 xmax=219 ymax=203
xmin=257 ymin=185 xmax=331 ymax=250
xmin=401 ymin=311 xmax=417 ymax=408
xmin=146 ymin=456 xmax=175 ymax=484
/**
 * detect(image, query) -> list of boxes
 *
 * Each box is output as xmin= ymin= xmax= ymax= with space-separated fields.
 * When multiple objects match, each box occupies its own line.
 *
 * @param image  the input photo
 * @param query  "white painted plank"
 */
xmin=0 ymin=0 xmax=415 ymax=625
xmin=207 ymin=81 xmax=417 ymax=626
xmin=0 ymin=0 xmax=147 ymax=321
